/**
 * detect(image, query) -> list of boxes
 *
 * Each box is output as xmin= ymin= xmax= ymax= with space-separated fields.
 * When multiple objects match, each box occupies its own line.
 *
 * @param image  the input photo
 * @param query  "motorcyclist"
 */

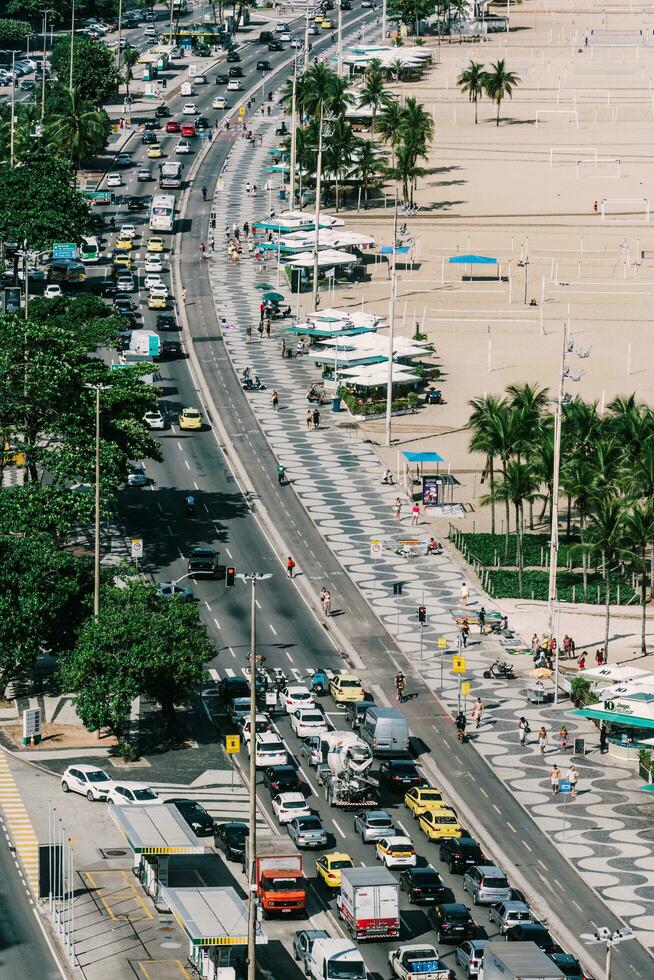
xmin=455 ymin=710 xmax=467 ymax=741
xmin=185 ymin=494 xmax=195 ymax=514
xmin=201 ymin=185 xmax=208 ymax=201
xmin=395 ymin=670 xmax=406 ymax=702
xmin=277 ymin=464 xmax=286 ymax=485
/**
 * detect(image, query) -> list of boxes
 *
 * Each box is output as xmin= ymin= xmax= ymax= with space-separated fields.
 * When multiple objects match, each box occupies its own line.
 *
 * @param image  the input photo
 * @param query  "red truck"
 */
xmin=249 ymin=837 xmax=307 ymax=918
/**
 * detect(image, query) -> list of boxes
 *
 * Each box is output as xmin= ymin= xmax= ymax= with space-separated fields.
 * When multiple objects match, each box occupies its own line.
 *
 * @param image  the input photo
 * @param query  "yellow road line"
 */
xmin=0 ymin=754 xmax=39 ymax=894
xmin=121 ymin=871 xmax=154 ymax=921
xmin=84 ymin=871 xmax=117 ymax=921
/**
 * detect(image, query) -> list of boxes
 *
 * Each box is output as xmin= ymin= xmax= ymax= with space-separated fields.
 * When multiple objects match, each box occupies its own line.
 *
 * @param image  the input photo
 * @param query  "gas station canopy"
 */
xmin=111 ymin=804 xmax=206 ymax=855
xmin=163 ymin=886 xmax=268 ymax=947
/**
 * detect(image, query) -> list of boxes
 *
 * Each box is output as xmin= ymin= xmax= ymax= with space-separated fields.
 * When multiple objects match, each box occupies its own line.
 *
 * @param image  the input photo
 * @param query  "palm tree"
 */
xmin=483 ymin=59 xmax=520 ymax=126
xmin=46 ymin=87 xmax=108 ymax=171
xmin=123 ymin=48 xmax=139 ymax=100
xmin=392 ymin=143 xmax=425 ymax=205
xmin=457 ymin=60 xmax=486 ymax=124
xmin=358 ymin=59 xmax=391 ymax=133
xmin=622 ymin=501 xmax=654 ymax=653
xmin=324 ymin=117 xmax=357 ymax=210
xmin=352 ymin=139 xmax=386 ymax=208
xmin=396 ymin=97 xmax=434 ymax=203
xmin=482 ymin=460 xmax=541 ymax=597
xmin=468 ymin=394 xmax=509 ymax=537
xmin=581 ymin=494 xmax=627 ymax=658
xmin=388 ymin=58 xmax=404 ymax=83
xmin=560 ymin=457 xmax=597 ymax=596
xmin=375 ymin=100 xmax=404 ymax=168
xmin=532 ymin=416 xmax=554 ymax=524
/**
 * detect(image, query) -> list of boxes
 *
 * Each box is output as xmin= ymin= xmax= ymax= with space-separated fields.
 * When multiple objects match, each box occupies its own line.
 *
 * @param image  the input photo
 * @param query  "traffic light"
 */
xmin=418 ymin=606 xmax=426 ymax=624
xmin=225 ymin=566 xmax=235 ymax=588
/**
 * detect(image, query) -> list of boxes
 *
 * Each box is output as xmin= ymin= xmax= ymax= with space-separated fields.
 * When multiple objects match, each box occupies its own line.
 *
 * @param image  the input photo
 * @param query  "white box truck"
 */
xmin=337 ymin=866 xmax=400 ymax=941
xmin=480 ymin=943 xmax=565 ymax=980
xmin=307 ymin=938 xmax=366 ymax=980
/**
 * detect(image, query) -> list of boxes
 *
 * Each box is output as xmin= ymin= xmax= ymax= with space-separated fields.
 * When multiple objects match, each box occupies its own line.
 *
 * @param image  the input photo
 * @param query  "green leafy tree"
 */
xmin=123 ymin=47 xmax=139 ymax=99
xmin=49 ymin=36 xmax=121 ymax=107
xmin=457 ymin=60 xmax=486 ymax=124
xmin=622 ymin=502 xmax=654 ymax=653
xmin=375 ymin=99 xmax=405 ymax=167
xmin=358 ymin=59 xmax=392 ymax=132
xmin=6 ymin=0 xmax=118 ymax=24
xmin=46 ymin=86 xmax=111 ymax=170
xmin=0 ymin=534 xmax=93 ymax=694
xmin=396 ymin=96 xmax=434 ymax=203
xmin=483 ymin=59 xmax=520 ymax=126
xmin=324 ymin=116 xmax=357 ymax=211
xmin=468 ymin=394 xmax=509 ymax=536
xmin=388 ymin=0 xmax=436 ymax=31
xmin=482 ymin=460 xmax=541 ymax=596
xmin=0 ymin=484 xmax=94 ymax=540
xmin=0 ymin=18 xmax=33 ymax=43
xmin=352 ymin=138 xmax=386 ymax=208
xmin=577 ymin=494 xmax=627 ymax=658
xmin=0 ymin=153 xmax=91 ymax=248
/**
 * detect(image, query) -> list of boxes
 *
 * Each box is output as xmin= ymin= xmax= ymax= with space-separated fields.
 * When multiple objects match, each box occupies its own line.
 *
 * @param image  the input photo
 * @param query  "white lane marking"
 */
xmin=506 ymin=822 xmax=517 ymax=833
xmin=285 ymin=651 xmax=294 ymax=663
xmin=209 ymin=668 xmax=220 ymax=680
xmin=269 ymin=624 xmax=277 ymax=635
xmin=479 ymin=787 xmax=488 ymax=798
xmin=31 ymin=908 xmax=68 ymax=980
xmin=225 ymin=667 xmax=235 ymax=677
xmin=292 ymin=668 xmax=303 ymax=683
xmin=332 ymin=819 xmax=346 ymax=839
xmin=204 ymin=600 xmax=212 ymax=610
xmin=225 ymin=547 xmax=233 ymax=559
xmin=523 ymin=841 xmax=532 ymax=852
xmin=229 ymin=647 xmax=236 ymax=658
xmin=255 ymin=599 xmax=261 ymax=610
xmin=193 ymin=481 xmax=199 ymax=490
xmin=213 ymin=617 xmax=221 ymax=631
xmin=185 ymin=459 xmax=190 ymax=470
xmin=492 ymin=804 xmax=501 ymax=814
xmin=538 ymin=859 xmax=547 ymax=871
xmin=177 ymin=441 xmax=183 ymax=451
xmin=396 ymin=820 xmax=411 ymax=837
xmin=298 ymin=767 xmax=318 ymax=796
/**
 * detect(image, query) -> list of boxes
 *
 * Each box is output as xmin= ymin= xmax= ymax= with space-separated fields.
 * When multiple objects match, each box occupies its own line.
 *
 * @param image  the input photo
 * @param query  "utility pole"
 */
xmin=311 ymin=107 xmax=324 ymax=312
xmin=41 ymin=10 xmax=52 ymax=122
xmin=304 ymin=5 xmax=310 ymax=70
xmin=168 ymin=0 xmax=175 ymax=47
xmin=23 ymin=240 xmax=29 ymax=321
xmin=384 ymin=186 xmax=399 ymax=447
xmin=337 ymin=1 xmax=343 ymax=76
xmin=116 ymin=0 xmax=123 ymax=69
xmin=547 ymin=321 xmax=567 ymax=639
xmin=10 ymin=50 xmax=16 ymax=168
xmin=289 ymin=58 xmax=298 ymax=210
xmin=85 ymin=384 xmax=108 ymax=618
xmin=69 ymin=0 xmax=76 ymax=90
xmin=382 ymin=0 xmax=387 ymax=40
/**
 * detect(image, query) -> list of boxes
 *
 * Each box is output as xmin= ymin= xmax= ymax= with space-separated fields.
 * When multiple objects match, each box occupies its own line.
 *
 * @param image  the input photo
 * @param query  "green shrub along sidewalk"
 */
xmin=453 ymin=532 xmax=639 ymax=605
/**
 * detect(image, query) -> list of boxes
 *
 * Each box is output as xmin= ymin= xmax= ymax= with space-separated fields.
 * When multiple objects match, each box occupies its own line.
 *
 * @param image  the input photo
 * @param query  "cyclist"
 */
xmin=395 ymin=670 xmax=406 ymax=702
xmin=201 ymin=185 xmax=208 ymax=201
xmin=184 ymin=494 xmax=195 ymax=514
xmin=455 ymin=710 xmax=467 ymax=743
xmin=277 ymin=463 xmax=286 ymax=485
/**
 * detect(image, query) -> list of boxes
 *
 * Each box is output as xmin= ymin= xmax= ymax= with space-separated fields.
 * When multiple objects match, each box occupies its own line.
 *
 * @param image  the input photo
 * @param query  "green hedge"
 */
xmin=486 ymin=568 xmax=637 ymax=604
xmin=459 ymin=532 xmax=572 ymax=568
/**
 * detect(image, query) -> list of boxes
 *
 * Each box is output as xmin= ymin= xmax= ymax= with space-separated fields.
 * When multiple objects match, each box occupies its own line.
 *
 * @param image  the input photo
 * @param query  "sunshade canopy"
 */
xmin=448 ymin=254 xmax=498 ymax=264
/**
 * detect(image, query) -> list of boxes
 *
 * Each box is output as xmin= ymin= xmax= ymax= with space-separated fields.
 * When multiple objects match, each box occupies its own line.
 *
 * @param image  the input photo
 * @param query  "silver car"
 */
xmin=488 ymin=900 xmax=533 ymax=934
xmin=454 ymin=940 xmax=487 ymax=977
xmin=462 ymin=866 xmax=512 ymax=905
xmin=287 ymin=814 xmax=328 ymax=849
xmin=354 ymin=809 xmax=396 ymax=843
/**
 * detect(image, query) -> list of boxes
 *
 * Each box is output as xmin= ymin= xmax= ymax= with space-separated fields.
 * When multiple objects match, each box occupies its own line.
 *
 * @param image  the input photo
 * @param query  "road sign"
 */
xmin=53 ymin=243 xmax=78 ymax=259
xmin=130 ymin=538 xmax=144 ymax=558
xmin=239 ymin=105 xmax=245 ymax=117
xmin=436 ymin=637 xmax=448 ymax=649
xmin=452 ymin=656 xmax=466 ymax=674
xmin=461 ymin=681 xmax=471 ymax=696
xmin=23 ymin=707 xmax=42 ymax=745
xmin=225 ymin=735 xmax=240 ymax=754
xmin=370 ymin=539 xmax=382 ymax=558
xmin=559 ymin=780 xmax=572 ymax=794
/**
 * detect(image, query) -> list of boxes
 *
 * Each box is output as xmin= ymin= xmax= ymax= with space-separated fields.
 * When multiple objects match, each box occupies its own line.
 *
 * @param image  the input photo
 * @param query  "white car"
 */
xmin=275 ymin=21 xmax=289 ymax=32
xmin=272 ymin=792 xmax=312 ymax=825
xmin=119 ymin=223 xmax=138 ymax=239
xmin=143 ymin=410 xmax=165 ymax=430
xmin=239 ymin=713 xmax=272 ymax=743
xmin=227 ymin=79 xmax=242 ymax=91
xmin=106 ymin=782 xmax=161 ymax=805
xmin=61 ymin=764 xmax=113 ymax=801
xmin=149 ymin=283 xmax=169 ymax=299
xmin=144 ymin=273 xmax=164 ymax=290
xmin=290 ymin=37 xmax=303 ymax=48
xmin=249 ymin=732 xmax=288 ymax=767
xmin=182 ymin=102 xmax=197 ymax=115
xmin=44 ymin=284 xmax=62 ymax=299
xmin=279 ymin=31 xmax=291 ymax=41
xmin=212 ymin=96 xmax=227 ymax=110
xmin=280 ymin=685 xmax=316 ymax=713
xmin=106 ymin=172 xmax=123 ymax=187
xmin=144 ymin=26 xmax=159 ymax=38
xmin=375 ymin=836 xmax=417 ymax=869
xmin=175 ymin=139 xmax=192 ymax=154
xmin=127 ymin=462 xmax=148 ymax=486
xmin=290 ymin=708 xmax=329 ymax=738
xmin=144 ymin=256 xmax=163 ymax=273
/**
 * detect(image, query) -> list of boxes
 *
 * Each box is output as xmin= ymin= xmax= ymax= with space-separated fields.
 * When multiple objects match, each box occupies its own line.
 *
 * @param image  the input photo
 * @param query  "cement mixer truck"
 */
xmin=316 ymin=731 xmax=379 ymax=809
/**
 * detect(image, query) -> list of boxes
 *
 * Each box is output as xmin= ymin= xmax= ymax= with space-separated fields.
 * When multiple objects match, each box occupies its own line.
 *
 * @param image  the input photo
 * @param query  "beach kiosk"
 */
xmin=162 ymin=885 xmax=267 ymax=979
xmin=110 ymin=803 xmax=205 ymax=901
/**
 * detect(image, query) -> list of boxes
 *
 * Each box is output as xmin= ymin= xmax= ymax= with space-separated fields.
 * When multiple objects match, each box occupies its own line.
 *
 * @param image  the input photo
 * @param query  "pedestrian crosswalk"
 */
xmin=0 ymin=752 xmax=39 ymax=894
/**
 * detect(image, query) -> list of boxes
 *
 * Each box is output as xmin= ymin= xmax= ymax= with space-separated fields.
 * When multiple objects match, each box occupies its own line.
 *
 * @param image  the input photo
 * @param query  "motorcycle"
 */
xmin=242 ymin=376 xmax=266 ymax=391
xmin=272 ymin=667 xmax=288 ymax=691
xmin=184 ymin=497 xmax=195 ymax=515
xmin=483 ymin=659 xmax=515 ymax=680
xmin=310 ymin=668 xmax=329 ymax=696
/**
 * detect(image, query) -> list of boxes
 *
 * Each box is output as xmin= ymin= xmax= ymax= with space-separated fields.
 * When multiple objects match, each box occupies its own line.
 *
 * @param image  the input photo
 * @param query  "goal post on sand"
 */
xmin=536 ymin=109 xmax=579 ymax=129
xmin=600 ymin=199 xmax=650 ymax=224
xmin=550 ymin=146 xmax=597 ymax=166
xmin=576 ymin=158 xmax=622 ymax=179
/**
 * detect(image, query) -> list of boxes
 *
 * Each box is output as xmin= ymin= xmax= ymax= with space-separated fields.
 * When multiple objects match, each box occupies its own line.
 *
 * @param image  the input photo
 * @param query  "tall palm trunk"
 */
xmin=603 ymin=549 xmax=611 ymax=659
xmin=501 ymin=457 xmax=510 ymax=559
xmin=311 ymin=110 xmax=324 ymax=312
xmin=516 ymin=502 xmax=524 ymax=597
xmin=581 ymin=514 xmax=588 ymax=598
xmin=641 ymin=544 xmax=648 ymax=654
xmin=488 ymin=456 xmax=495 ymax=535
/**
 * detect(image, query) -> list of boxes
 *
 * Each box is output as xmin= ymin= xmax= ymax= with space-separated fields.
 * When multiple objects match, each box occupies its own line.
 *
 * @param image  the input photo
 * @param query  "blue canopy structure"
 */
xmin=379 ymin=245 xmax=410 ymax=255
xmin=448 ymin=254 xmax=497 ymax=264
xmin=402 ymin=451 xmax=444 ymax=463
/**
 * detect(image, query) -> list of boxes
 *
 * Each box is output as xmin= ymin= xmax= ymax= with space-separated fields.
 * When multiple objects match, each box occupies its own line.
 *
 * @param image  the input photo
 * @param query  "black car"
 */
xmin=144 ymin=119 xmax=160 ymax=130
xmin=378 ymin=759 xmax=425 ymax=791
xmin=195 ymin=116 xmax=209 ymax=131
xmin=340 ymin=0 xmax=351 ymax=7
xmin=262 ymin=764 xmax=302 ymax=794
xmin=228 ymin=66 xmax=243 ymax=78
xmin=506 ymin=924 xmax=560 ymax=953
xmin=115 ymin=152 xmax=132 ymax=167
xmin=88 ymin=280 xmax=118 ymax=298
xmin=259 ymin=31 xmax=273 ymax=43
xmin=399 ymin=866 xmax=449 ymax=905
xmin=218 ymin=675 xmax=250 ymax=702
xmin=547 ymin=953 xmax=586 ymax=979
xmin=127 ymin=195 xmax=146 ymax=210
xmin=155 ymin=105 xmax=171 ymax=117
xmin=428 ymin=903 xmax=477 ymax=944
xmin=165 ymin=798 xmax=215 ymax=836
xmin=268 ymin=39 xmax=283 ymax=51
xmin=156 ymin=312 xmax=178 ymax=331
xmin=439 ymin=836 xmax=484 ymax=874
xmin=142 ymin=131 xmax=158 ymax=144
xmin=256 ymin=60 xmax=271 ymax=72
xmin=160 ymin=339 xmax=184 ymax=359
xmin=226 ymin=50 xmax=241 ymax=62
xmin=345 ymin=699 xmax=374 ymax=730
xmin=215 ymin=73 xmax=229 ymax=85
xmin=214 ymin=821 xmax=248 ymax=861
xmin=187 ymin=546 xmax=218 ymax=576
xmin=114 ymin=298 xmax=136 ymax=313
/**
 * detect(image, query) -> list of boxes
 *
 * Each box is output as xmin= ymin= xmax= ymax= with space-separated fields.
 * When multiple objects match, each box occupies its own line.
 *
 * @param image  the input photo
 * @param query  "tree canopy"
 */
xmin=0 ymin=17 xmax=33 ymax=42
xmin=50 ymin=36 xmax=121 ymax=107
xmin=0 ymin=153 xmax=91 ymax=249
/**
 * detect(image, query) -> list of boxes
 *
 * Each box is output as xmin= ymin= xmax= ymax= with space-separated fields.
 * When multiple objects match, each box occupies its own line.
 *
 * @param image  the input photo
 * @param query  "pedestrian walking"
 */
xmin=324 ymin=590 xmax=332 ymax=616
xmin=258 ymin=322 xmax=264 ymax=340
xmin=460 ymin=581 xmax=469 ymax=606
xmin=246 ymin=181 xmax=251 ymax=195
xmin=393 ymin=497 xmax=402 ymax=520
xmin=593 ymin=200 xmax=598 ymax=213
xmin=286 ymin=556 xmax=296 ymax=578
xmin=519 ymin=716 xmax=530 ymax=747
xmin=271 ymin=389 xmax=279 ymax=410
xmin=209 ymin=234 xmax=215 ymax=252
xmin=265 ymin=319 xmax=271 ymax=339
xmin=559 ymin=725 xmax=570 ymax=750
xmin=538 ymin=726 xmax=548 ymax=754
xmin=243 ymin=221 xmax=250 ymax=237
xmin=320 ymin=587 xmax=327 ymax=613
xmin=312 ymin=408 xmax=320 ymax=429
xmin=531 ymin=632 xmax=539 ymax=655
xmin=280 ymin=338 xmax=286 ymax=357
xmin=567 ymin=764 xmax=578 ymax=797
xmin=549 ymin=764 xmax=560 ymax=796
xmin=577 ymin=654 xmax=586 ymax=670
xmin=472 ymin=697 xmax=484 ymax=729
xmin=478 ymin=606 xmax=486 ymax=634
xmin=245 ymin=324 xmax=252 ymax=342
xmin=460 ymin=620 xmax=469 ymax=649
xmin=411 ymin=502 xmax=420 ymax=526
xmin=599 ymin=721 xmax=608 ymax=754
xmin=306 ymin=409 xmax=313 ymax=430
xmin=181 ymin=287 xmax=187 ymax=304
xmin=260 ymin=302 xmax=265 ymax=323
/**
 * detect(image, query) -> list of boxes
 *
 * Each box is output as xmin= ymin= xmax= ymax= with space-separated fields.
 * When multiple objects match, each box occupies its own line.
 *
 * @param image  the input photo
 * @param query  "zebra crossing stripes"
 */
xmin=0 ymin=752 xmax=39 ymax=894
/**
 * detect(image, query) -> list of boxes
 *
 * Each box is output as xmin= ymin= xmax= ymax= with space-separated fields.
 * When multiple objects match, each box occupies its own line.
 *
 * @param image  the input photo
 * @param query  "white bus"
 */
xmin=149 ymin=194 xmax=176 ymax=232
xmin=159 ymin=162 xmax=183 ymax=189
xmin=80 ymin=235 xmax=100 ymax=263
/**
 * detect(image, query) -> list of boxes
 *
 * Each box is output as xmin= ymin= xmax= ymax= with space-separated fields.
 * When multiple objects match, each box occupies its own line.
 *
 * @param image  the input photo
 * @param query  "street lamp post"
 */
xmin=337 ymin=1 xmax=343 ymax=77
xmin=289 ymin=58 xmax=298 ymax=210
xmin=10 ymin=51 xmax=16 ymax=168
xmin=517 ymin=256 xmax=529 ymax=304
xmin=384 ymin=186 xmax=399 ymax=447
xmin=382 ymin=0 xmax=387 ymax=40
xmin=116 ymin=0 xmax=123 ymax=69
xmin=41 ymin=10 xmax=53 ymax=123
xmin=581 ymin=926 xmax=634 ymax=980
xmin=237 ymin=571 xmax=272 ymax=980
xmin=311 ymin=107 xmax=324 ymax=312
xmin=69 ymin=0 xmax=76 ymax=90
xmin=304 ymin=6 xmax=310 ymax=70
xmin=85 ymin=383 xmax=108 ymax=618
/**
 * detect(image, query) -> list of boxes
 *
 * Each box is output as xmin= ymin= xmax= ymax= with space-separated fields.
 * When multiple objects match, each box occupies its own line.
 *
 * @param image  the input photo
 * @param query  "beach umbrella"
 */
xmin=527 ymin=667 xmax=553 ymax=678
xmin=255 ymin=282 xmax=274 ymax=290
xmin=263 ymin=291 xmax=285 ymax=303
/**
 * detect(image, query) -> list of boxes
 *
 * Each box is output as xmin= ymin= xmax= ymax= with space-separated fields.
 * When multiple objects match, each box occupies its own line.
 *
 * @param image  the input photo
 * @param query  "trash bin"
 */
xmin=331 ymin=396 xmax=341 ymax=413
xmin=279 ymin=189 xmax=286 ymax=201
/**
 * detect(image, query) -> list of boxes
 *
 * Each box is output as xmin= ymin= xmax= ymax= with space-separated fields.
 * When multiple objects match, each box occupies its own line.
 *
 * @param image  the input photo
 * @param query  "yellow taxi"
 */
xmin=315 ymin=852 xmax=354 ymax=888
xmin=321 ymin=18 xmax=334 ymax=28
xmin=147 ymin=237 xmax=165 ymax=252
xmin=147 ymin=293 xmax=167 ymax=310
xmin=329 ymin=672 xmax=365 ymax=703
xmin=179 ymin=407 xmax=203 ymax=431
xmin=418 ymin=807 xmax=462 ymax=841
xmin=112 ymin=254 xmax=133 ymax=270
xmin=314 ymin=12 xmax=325 ymax=22
xmin=147 ymin=143 xmax=162 ymax=158
xmin=114 ymin=236 xmax=133 ymax=251
xmin=404 ymin=786 xmax=447 ymax=818
xmin=2 ymin=441 xmax=26 ymax=466
xmin=375 ymin=836 xmax=417 ymax=869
